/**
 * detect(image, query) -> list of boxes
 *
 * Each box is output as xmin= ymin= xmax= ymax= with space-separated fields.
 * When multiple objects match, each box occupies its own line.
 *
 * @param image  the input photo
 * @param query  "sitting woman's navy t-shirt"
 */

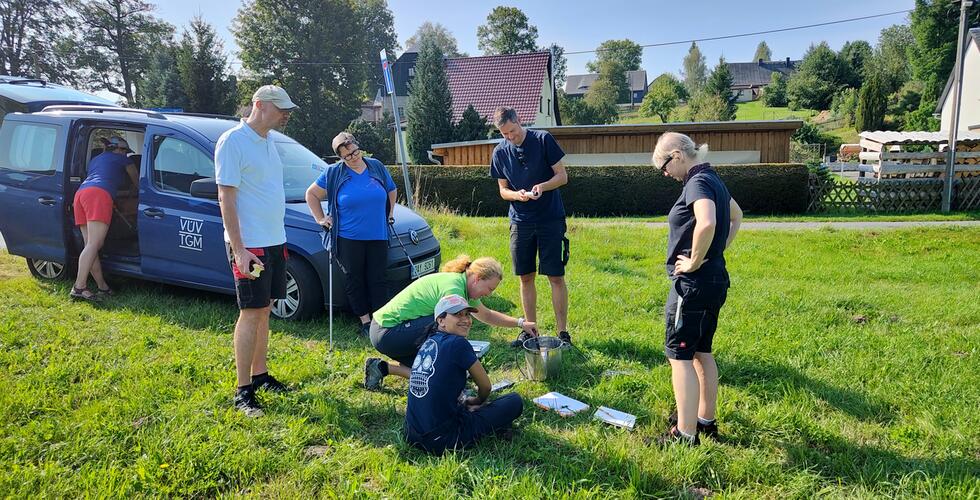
xmin=666 ymin=164 xmax=731 ymax=278
xmin=405 ymin=332 xmax=477 ymax=436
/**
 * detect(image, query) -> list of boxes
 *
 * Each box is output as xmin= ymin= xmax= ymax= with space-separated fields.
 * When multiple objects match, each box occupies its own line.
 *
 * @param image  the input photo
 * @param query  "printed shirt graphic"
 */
xmin=405 ymin=333 xmax=477 ymax=436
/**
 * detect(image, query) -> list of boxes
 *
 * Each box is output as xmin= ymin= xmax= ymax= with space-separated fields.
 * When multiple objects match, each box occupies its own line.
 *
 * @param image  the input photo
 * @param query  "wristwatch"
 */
xmin=517 ymin=317 xmax=525 ymax=329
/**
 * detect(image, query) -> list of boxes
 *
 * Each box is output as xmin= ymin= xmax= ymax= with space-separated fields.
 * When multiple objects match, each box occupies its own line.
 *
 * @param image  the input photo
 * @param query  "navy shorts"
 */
xmin=664 ymin=274 xmax=729 ymax=360
xmin=227 ymin=244 xmax=288 ymax=310
xmin=510 ymin=220 xmax=569 ymax=276
xmin=369 ymin=316 xmax=436 ymax=366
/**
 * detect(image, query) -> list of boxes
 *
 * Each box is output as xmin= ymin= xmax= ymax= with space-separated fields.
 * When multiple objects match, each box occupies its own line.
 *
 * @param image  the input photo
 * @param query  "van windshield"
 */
xmin=277 ymin=141 xmax=329 ymax=202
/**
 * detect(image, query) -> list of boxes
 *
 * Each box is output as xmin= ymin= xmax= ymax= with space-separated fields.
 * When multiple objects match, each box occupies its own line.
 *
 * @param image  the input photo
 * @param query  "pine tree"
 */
xmin=681 ymin=42 xmax=707 ymax=96
xmin=855 ymin=74 xmax=886 ymax=132
xmin=704 ymin=57 xmax=737 ymax=120
xmin=175 ymin=17 xmax=237 ymax=114
xmin=763 ymin=72 xmax=788 ymax=107
xmin=453 ymin=105 xmax=490 ymax=141
xmin=753 ymin=41 xmax=772 ymax=62
xmin=406 ymin=37 xmax=453 ymax=164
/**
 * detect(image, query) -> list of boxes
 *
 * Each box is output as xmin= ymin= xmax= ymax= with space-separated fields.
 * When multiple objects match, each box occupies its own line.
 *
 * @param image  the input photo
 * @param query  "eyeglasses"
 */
xmin=340 ymin=141 xmax=361 ymax=160
xmin=659 ymin=155 xmax=673 ymax=174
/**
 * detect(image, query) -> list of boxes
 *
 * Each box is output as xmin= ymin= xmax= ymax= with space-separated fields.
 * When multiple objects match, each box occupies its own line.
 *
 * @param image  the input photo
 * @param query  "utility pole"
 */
xmin=942 ymin=0 xmax=973 ymax=212
xmin=381 ymin=49 xmax=414 ymax=209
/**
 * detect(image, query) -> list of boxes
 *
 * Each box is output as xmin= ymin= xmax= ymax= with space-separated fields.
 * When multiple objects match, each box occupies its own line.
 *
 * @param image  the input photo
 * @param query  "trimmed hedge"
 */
xmin=386 ymin=164 xmax=809 ymax=216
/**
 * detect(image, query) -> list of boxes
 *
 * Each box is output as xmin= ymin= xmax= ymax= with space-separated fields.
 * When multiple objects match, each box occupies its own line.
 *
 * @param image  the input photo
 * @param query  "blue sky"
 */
xmin=155 ymin=0 xmax=915 ymax=79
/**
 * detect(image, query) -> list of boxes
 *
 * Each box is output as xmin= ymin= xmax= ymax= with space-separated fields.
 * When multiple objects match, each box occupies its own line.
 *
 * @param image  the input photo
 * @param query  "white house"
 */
xmin=937 ymin=28 xmax=980 ymax=132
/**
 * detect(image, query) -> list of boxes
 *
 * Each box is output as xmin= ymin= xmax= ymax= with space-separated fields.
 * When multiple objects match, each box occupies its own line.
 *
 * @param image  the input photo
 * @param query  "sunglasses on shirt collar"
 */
xmin=515 ymin=146 xmax=526 ymax=166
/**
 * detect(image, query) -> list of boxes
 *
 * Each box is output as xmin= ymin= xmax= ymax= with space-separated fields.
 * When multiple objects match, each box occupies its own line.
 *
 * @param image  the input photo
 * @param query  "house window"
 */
xmin=547 ymin=99 xmax=551 ymax=116
xmin=539 ymin=96 xmax=543 ymax=113
xmin=408 ymin=67 xmax=415 ymax=77
xmin=398 ymin=107 xmax=404 ymax=117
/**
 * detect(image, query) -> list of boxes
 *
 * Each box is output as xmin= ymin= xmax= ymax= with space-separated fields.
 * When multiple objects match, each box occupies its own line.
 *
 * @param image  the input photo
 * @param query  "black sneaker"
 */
xmin=360 ymin=322 xmax=371 ymax=338
xmin=252 ymin=373 xmax=290 ymax=393
xmin=558 ymin=331 xmax=572 ymax=344
xmin=364 ymin=357 xmax=384 ymax=391
xmin=510 ymin=330 xmax=533 ymax=348
xmin=668 ymin=411 xmax=719 ymax=440
xmin=233 ymin=387 xmax=264 ymax=418
xmin=656 ymin=425 xmax=700 ymax=447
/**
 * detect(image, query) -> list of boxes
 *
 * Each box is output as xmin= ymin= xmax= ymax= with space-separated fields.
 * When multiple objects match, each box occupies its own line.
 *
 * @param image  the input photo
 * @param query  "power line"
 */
xmin=563 ymin=9 xmax=912 ymax=56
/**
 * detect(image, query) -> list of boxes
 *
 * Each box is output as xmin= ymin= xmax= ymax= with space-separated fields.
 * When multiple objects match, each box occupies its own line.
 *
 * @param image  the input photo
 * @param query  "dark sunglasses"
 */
xmin=515 ymin=146 xmax=526 ymax=166
xmin=659 ymin=155 xmax=673 ymax=174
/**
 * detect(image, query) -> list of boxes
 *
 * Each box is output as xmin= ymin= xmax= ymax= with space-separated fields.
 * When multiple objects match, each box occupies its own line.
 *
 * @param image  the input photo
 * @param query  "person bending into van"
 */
xmin=304 ymin=132 xmax=397 ymax=337
xmin=364 ymin=255 xmax=537 ymax=391
xmin=405 ymin=294 xmax=524 ymax=454
xmin=215 ymin=85 xmax=298 ymax=417
xmin=70 ymin=136 xmax=138 ymax=302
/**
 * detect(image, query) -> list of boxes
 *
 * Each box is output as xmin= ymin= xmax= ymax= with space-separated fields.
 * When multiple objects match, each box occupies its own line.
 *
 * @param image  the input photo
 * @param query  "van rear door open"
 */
xmin=0 ymin=115 xmax=69 ymax=265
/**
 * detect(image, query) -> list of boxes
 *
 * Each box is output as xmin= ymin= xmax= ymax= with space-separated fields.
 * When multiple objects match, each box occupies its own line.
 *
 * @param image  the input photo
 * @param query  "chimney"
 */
xmin=758 ymin=59 xmax=764 ymax=66
xmin=786 ymin=57 xmax=791 ymax=67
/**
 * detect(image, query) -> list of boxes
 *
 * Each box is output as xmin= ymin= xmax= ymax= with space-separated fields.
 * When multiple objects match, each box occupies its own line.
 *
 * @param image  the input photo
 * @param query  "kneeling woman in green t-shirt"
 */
xmin=364 ymin=254 xmax=537 ymax=390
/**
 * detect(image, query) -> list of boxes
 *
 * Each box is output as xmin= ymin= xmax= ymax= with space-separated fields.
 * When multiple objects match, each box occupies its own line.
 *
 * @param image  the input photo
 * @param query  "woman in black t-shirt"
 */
xmin=651 ymin=132 xmax=743 ymax=446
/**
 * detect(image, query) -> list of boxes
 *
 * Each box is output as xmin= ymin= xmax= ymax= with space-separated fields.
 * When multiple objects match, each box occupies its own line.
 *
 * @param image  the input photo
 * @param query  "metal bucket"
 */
xmin=521 ymin=336 xmax=567 ymax=381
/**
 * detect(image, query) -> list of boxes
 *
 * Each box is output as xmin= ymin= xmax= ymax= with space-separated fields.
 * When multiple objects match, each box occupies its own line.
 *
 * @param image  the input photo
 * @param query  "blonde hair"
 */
xmin=441 ymin=254 xmax=503 ymax=281
xmin=331 ymin=132 xmax=357 ymax=156
xmin=652 ymin=132 xmax=709 ymax=166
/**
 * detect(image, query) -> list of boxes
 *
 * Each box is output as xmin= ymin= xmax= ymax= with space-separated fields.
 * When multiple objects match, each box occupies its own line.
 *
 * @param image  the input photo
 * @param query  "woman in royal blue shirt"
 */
xmin=305 ymin=132 xmax=397 ymax=335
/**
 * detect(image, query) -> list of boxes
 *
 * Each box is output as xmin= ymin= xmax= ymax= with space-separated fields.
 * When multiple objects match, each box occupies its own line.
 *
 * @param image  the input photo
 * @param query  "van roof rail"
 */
xmin=163 ymin=112 xmax=239 ymax=121
xmin=40 ymin=105 xmax=167 ymax=120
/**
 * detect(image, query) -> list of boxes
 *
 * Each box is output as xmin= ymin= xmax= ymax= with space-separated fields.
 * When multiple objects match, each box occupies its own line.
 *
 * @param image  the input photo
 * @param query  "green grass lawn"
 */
xmin=616 ymin=101 xmax=817 ymax=124
xmin=2 ymin=219 xmax=979 ymax=497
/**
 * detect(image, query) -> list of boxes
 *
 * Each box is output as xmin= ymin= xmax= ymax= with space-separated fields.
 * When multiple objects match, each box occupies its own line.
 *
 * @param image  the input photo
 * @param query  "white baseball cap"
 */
xmin=434 ymin=294 xmax=478 ymax=320
xmin=252 ymin=85 xmax=298 ymax=110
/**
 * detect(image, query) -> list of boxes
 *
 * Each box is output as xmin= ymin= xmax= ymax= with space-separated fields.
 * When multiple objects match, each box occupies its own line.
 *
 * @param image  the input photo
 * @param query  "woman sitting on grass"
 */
xmin=404 ymin=294 xmax=523 ymax=454
xmin=364 ymin=254 xmax=538 ymax=391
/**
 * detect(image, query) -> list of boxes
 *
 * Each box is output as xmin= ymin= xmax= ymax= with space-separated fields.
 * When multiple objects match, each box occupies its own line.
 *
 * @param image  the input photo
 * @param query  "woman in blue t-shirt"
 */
xmin=305 ymin=132 xmax=397 ymax=335
xmin=404 ymin=294 xmax=523 ymax=455
xmin=651 ymin=132 xmax=743 ymax=446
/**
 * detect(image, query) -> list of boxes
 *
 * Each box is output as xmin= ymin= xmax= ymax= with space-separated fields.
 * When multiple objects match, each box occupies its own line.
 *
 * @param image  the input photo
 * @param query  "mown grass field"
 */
xmin=1 ymin=218 xmax=978 ymax=497
xmin=616 ymin=101 xmax=817 ymax=125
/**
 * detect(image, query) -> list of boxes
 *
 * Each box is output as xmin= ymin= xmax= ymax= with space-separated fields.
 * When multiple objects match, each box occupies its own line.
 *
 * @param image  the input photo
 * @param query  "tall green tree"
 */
xmin=838 ymin=40 xmax=873 ymax=88
xmin=649 ymin=72 xmax=688 ymax=100
xmin=683 ymin=91 xmax=728 ymax=122
xmin=347 ymin=112 xmax=394 ymax=164
xmin=175 ymin=17 xmax=236 ymax=114
xmin=865 ymin=24 xmax=914 ymax=96
xmin=681 ymin=42 xmax=707 ymax=96
xmin=140 ymin=44 xmax=188 ymax=110
xmin=405 ymin=21 xmax=464 ymax=57
xmin=753 ymin=41 xmax=772 ymax=61
xmin=476 ymin=6 xmax=538 ymax=55
xmin=453 ymin=104 xmax=490 ymax=142
xmin=586 ymin=39 xmax=642 ymax=73
xmin=73 ymin=0 xmax=174 ymax=106
xmin=233 ymin=0 xmax=395 ymax=156
xmin=786 ymin=42 xmax=846 ymax=110
xmin=855 ymin=74 xmax=886 ymax=132
xmin=0 ymin=0 xmax=76 ymax=82
xmin=704 ymin=57 xmax=737 ymax=120
xmin=548 ymin=43 xmax=567 ymax=89
xmin=583 ymin=73 xmax=618 ymax=124
xmin=763 ymin=72 xmax=788 ymax=107
xmin=639 ymin=74 xmax=681 ymax=122
xmin=905 ymin=0 xmax=980 ymax=130
xmin=405 ymin=37 xmax=453 ymax=164
xmin=595 ymin=58 xmax=630 ymax=103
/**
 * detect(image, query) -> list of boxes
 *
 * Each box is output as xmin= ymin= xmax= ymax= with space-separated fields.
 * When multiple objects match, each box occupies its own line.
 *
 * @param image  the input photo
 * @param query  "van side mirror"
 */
xmin=190 ymin=178 xmax=218 ymax=200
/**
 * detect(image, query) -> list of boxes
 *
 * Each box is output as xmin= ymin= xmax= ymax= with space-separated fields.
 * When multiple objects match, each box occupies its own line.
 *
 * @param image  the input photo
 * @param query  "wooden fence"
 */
xmin=808 ymin=175 xmax=980 ymax=212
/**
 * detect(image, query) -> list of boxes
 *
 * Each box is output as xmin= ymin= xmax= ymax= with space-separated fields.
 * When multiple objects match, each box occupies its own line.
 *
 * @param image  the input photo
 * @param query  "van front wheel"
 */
xmin=271 ymin=257 xmax=322 ymax=321
xmin=27 ymin=258 xmax=68 ymax=281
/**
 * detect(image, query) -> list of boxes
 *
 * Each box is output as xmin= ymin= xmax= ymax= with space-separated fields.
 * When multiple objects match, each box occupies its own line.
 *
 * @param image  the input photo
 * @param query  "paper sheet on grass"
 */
xmin=594 ymin=406 xmax=637 ymax=430
xmin=533 ymin=392 xmax=589 ymax=417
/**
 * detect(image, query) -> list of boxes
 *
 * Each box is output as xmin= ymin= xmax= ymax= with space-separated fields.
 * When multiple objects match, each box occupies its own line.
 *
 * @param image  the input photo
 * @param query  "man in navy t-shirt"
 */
xmin=489 ymin=106 xmax=570 ymax=347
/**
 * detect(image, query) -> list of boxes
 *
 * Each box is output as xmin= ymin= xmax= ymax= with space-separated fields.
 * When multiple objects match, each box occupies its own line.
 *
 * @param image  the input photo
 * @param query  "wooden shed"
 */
xmin=431 ymin=120 xmax=804 ymax=166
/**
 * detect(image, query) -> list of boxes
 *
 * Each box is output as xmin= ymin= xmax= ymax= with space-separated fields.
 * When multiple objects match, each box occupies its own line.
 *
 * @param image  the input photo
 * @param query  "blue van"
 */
xmin=0 ymin=105 xmax=440 ymax=320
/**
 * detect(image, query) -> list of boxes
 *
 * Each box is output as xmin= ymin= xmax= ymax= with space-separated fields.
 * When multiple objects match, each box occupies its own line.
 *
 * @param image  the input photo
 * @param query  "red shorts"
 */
xmin=73 ymin=187 xmax=114 ymax=226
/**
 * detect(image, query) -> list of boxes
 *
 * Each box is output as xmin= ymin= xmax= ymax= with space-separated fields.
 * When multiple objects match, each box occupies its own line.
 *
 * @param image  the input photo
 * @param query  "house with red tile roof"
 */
xmin=391 ymin=48 xmax=560 ymax=127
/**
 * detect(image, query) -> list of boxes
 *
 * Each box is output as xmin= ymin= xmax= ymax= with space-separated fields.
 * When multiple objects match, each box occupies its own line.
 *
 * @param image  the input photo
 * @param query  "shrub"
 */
xmin=386 ymin=164 xmax=809 ymax=216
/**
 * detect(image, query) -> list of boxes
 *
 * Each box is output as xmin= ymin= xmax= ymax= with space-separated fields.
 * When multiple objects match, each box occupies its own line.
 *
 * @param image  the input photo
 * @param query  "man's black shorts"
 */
xmin=509 ymin=220 xmax=568 ymax=276
xmin=664 ymin=274 xmax=729 ymax=360
xmin=227 ymin=243 xmax=288 ymax=310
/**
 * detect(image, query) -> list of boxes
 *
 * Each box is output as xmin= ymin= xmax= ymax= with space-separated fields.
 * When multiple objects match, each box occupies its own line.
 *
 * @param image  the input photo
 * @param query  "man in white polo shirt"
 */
xmin=215 ymin=84 xmax=297 ymax=417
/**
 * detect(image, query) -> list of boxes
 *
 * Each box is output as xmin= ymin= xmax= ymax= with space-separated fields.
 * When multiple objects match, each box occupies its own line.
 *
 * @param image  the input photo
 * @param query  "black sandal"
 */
xmin=70 ymin=287 xmax=101 ymax=303
xmin=96 ymin=287 xmax=114 ymax=297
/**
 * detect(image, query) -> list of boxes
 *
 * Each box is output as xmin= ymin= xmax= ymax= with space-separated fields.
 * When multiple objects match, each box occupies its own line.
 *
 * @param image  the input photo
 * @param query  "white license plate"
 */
xmin=413 ymin=258 xmax=435 ymax=277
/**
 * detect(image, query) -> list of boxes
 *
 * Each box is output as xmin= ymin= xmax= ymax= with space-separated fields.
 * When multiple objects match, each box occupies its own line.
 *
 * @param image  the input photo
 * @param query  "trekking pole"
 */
xmin=388 ymin=221 xmax=417 ymax=279
xmin=320 ymin=225 xmax=333 ymax=350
